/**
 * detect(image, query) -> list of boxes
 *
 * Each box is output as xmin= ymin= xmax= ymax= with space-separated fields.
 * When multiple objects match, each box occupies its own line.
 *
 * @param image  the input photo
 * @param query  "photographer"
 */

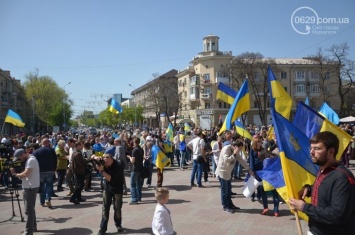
xmin=10 ymin=147 xmax=40 ymax=235
xmin=92 ymin=152 xmax=125 ymax=235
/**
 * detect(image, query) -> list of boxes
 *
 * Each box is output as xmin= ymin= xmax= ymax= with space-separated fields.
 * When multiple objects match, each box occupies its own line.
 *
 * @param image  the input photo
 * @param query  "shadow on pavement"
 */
xmin=38 ymin=227 xmax=92 ymax=235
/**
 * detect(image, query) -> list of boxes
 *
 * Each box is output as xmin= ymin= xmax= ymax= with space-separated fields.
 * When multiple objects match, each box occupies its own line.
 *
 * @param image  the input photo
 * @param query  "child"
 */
xmin=152 ymin=187 xmax=174 ymax=235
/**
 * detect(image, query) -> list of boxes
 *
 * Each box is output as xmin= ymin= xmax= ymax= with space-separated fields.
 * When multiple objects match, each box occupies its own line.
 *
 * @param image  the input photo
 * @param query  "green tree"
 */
xmin=23 ymin=69 xmax=72 ymax=128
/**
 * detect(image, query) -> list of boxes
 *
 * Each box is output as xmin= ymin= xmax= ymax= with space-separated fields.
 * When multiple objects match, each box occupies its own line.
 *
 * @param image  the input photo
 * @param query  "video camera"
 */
xmin=0 ymin=140 xmax=14 ymax=161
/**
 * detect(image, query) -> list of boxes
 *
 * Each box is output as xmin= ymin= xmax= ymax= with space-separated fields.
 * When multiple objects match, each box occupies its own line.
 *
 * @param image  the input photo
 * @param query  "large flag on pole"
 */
xmin=151 ymin=145 xmax=171 ymax=171
xmin=184 ymin=122 xmax=191 ymax=132
xmin=293 ymin=102 xmax=351 ymax=160
xmin=109 ymin=98 xmax=123 ymax=114
xmin=318 ymin=102 xmax=340 ymax=125
xmin=216 ymin=82 xmax=238 ymax=105
xmin=219 ymin=80 xmax=250 ymax=134
xmin=272 ymin=110 xmax=318 ymax=221
xmin=5 ymin=109 xmax=25 ymax=127
xmin=268 ymin=66 xmax=292 ymax=119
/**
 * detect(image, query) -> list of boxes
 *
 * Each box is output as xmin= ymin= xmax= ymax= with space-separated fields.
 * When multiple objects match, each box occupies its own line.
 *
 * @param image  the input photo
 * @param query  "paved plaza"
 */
xmin=1 ymin=161 xmax=354 ymax=235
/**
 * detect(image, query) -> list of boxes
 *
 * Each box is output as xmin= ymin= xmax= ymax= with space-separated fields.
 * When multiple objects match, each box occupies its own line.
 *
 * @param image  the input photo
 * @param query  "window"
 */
xmin=254 ymin=101 xmax=258 ymax=108
xmin=296 ymin=84 xmax=306 ymax=93
xmin=205 ymin=103 xmax=211 ymax=109
xmin=212 ymin=42 xmax=216 ymax=51
xmin=325 ymin=72 xmax=330 ymax=79
xmin=202 ymin=74 xmax=210 ymax=83
xmin=310 ymin=72 xmax=319 ymax=80
xmin=206 ymin=42 xmax=210 ymax=51
xmin=310 ymin=84 xmax=320 ymax=93
xmin=219 ymin=102 xmax=222 ymax=108
xmin=281 ymin=72 xmax=287 ymax=79
xmin=296 ymin=71 xmax=305 ymax=79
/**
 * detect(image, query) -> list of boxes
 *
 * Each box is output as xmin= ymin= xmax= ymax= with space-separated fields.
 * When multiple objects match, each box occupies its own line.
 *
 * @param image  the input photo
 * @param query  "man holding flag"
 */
xmin=289 ymin=131 xmax=355 ymax=235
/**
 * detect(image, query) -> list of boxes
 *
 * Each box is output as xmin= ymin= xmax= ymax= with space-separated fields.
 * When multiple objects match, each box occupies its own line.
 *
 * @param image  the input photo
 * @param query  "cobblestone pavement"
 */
xmin=1 ymin=160 xmax=354 ymax=235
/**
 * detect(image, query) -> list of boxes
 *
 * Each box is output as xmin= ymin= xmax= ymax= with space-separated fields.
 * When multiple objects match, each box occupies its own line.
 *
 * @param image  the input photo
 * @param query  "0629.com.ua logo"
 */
xmin=291 ymin=6 xmax=350 ymax=35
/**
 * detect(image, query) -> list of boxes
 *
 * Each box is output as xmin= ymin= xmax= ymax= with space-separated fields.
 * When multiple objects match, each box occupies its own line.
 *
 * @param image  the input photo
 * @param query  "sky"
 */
xmin=1 ymin=0 xmax=354 ymax=117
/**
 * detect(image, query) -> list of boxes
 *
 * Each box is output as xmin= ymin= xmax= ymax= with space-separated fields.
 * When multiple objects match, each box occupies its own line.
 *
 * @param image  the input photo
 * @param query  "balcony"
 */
xmin=201 ymin=93 xmax=212 ymax=100
xmin=189 ymin=94 xmax=199 ymax=101
xmin=200 ymin=79 xmax=211 ymax=86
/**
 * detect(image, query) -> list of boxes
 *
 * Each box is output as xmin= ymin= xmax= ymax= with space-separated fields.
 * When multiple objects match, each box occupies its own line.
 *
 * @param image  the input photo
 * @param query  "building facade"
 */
xmin=176 ymin=35 xmax=341 ymax=129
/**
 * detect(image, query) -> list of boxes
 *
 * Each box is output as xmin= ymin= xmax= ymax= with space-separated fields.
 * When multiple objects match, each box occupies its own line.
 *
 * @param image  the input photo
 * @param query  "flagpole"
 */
xmin=294 ymin=211 xmax=303 ymax=235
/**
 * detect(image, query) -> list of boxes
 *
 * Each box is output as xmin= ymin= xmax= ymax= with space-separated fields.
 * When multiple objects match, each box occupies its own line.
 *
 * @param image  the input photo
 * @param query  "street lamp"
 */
xmin=128 ymin=84 xmax=137 ymax=127
xmin=63 ymin=82 xmax=71 ymax=131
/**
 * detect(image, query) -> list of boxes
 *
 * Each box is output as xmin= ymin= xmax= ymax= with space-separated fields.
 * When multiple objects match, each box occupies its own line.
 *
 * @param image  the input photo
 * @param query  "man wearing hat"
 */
xmin=10 ymin=147 xmax=40 ymax=235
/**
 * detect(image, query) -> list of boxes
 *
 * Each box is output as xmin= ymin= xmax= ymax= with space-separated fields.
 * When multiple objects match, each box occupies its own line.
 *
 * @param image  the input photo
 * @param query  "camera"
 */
xmin=0 ymin=141 xmax=14 ymax=161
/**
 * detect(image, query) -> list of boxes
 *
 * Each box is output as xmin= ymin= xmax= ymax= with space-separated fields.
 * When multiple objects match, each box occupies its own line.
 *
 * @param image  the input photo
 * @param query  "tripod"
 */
xmin=7 ymin=171 xmax=24 ymax=222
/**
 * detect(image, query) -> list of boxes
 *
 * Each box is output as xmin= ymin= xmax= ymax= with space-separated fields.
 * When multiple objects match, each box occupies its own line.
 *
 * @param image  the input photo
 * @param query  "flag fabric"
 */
xmin=219 ymin=80 xmax=250 ymax=134
xmin=257 ymin=157 xmax=285 ymax=189
xmin=305 ymin=96 xmax=310 ymax=106
xmin=293 ymin=102 xmax=351 ymax=160
xmin=184 ymin=122 xmax=191 ymax=132
xmin=108 ymin=98 xmax=123 ymax=114
xmin=319 ymin=102 xmax=340 ymax=125
xmin=272 ymin=110 xmax=319 ymax=221
xmin=165 ymin=123 xmax=174 ymax=143
xmin=234 ymin=119 xmax=252 ymax=140
xmin=268 ymin=66 xmax=292 ymax=119
xmin=151 ymin=145 xmax=171 ymax=171
xmin=216 ymin=82 xmax=238 ymax=105
xmin=4 ymin=109 xmax=25 ymax=127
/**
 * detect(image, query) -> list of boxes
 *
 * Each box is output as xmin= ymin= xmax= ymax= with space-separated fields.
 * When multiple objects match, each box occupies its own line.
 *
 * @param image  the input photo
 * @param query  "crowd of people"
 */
xmin=0 ymin=121 xmax=354 ymax=235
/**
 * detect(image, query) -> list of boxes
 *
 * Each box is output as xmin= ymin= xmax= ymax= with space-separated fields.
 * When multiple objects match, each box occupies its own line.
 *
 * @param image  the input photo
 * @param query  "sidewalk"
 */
xmin=1 ymin=161 xmax=354 ymax=235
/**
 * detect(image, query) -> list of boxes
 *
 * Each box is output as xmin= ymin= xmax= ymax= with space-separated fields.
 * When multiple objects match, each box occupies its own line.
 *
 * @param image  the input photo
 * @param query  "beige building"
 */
xmin=176 ymin=35 xmax=340 ymax=129
xmin=0 ymin=69 xmax=33 ymax=134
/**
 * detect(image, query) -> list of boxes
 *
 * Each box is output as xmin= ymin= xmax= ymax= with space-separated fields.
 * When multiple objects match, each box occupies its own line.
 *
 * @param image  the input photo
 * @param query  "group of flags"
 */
xmin=215 ymin=66 xmax=352 ymax=222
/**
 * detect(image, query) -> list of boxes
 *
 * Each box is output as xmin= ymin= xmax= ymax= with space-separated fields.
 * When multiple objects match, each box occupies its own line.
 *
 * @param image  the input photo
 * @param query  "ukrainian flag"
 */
xmin=216 ymin=82 xmax=238 ymax=105
xmin=109 ymin=98 xmax=123 ymax=114
xmin=234 ymin=119 xmax=252 ymax=140
xmin=151 ymin=145 xmax=171 ymax=171
xmin=184 ymin=122 xmax=191 ymax=132
xmin=318 ymin=102 xmax=340 ymax=125
xmin=293 ymin=102 xmax=351 ymax=160
xmin=165 ymin=123 xmax=174 ymax=143
xmin=5 ymin=109 xmax=25 ymax=127
xmin=219 ymin=80 xmax=250 ymax=134
xmin=272 ymin=110 xmax=318 ymax=221
xmin=268 ymin=66 xmax=292 ymax=119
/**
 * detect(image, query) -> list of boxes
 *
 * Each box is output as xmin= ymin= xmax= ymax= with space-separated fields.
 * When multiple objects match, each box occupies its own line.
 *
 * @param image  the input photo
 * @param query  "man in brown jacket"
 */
xmin=70 ymin=142 xmax=86 ymax=205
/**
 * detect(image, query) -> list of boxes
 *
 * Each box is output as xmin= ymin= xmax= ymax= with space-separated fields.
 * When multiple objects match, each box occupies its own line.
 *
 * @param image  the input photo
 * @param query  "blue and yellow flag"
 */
xmin=184 ymin=122 xmax=191 ymax=132
xmin=268 ymin=66 xmax=292 ymax=119
xmin=219 ymin=80 xmax=250 ymax=134
xmin=216 ymin=82 xmax=238 ymax=105
xmin=109 ymin=98 xmax=123 ymax=114
xmin=272 ymin=110 xmax=318 ymax=221
xmin=234 ymin=119 xmax=252 ymax=140
xmin=319 ymin=102 xmax=340 ymax=125
xmin=293 ymin=102 xmax=351 ymax=160
xmin=165 ymin=123 xmax=174 ymax=143
xmin=5 ymin=109 xmax=25 ymax=127
xmin=151 ymin=145 xmax=171 ymax=171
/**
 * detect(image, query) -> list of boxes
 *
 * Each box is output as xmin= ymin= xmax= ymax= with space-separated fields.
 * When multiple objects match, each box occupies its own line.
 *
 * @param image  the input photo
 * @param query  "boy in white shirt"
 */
xmin=152 ymin=187 xmax=174 ymax=235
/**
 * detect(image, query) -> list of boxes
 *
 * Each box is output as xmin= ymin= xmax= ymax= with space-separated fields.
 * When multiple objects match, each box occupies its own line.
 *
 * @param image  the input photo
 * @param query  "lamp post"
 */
xmin=128 ymin=84 xmax=137 ymax=127
xmin=63 ymin=82 xmax=71 ymax=131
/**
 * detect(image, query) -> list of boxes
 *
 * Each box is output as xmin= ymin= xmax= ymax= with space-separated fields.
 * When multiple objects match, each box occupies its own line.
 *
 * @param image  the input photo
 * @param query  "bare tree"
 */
xmin=229 ymin=52 xmax=278 ymax=126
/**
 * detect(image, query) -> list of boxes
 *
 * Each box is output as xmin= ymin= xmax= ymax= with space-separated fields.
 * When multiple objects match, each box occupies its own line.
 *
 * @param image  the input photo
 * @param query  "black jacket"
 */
xmin=103 ymin=160 xmax=124 ymax=194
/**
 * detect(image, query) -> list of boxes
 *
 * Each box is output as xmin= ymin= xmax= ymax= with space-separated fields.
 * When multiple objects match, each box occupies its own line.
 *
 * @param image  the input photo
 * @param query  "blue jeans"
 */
xmin=100 ymin=190 xmax=123 ymax=231
xmin=220 ymin=178 xmax=232 ymax=209
xmin=130 ymin=171 xmax=142 ymax=202
xmin=190 ymin=159 xmax=203 ymax=186
xmin=40 ymin=172 xmax=54 ymax=204
xmin=233 ymin=162 xmax=242 ymax=179
xmin=179 ymin=151 xmax=186 ymax=168
xmin=174 ymin=149 xmax=180 ymax=166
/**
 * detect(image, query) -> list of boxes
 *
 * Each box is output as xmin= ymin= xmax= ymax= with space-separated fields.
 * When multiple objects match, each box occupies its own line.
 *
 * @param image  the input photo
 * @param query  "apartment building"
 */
xmin=176 ymin=35 xmax=340 ymax=129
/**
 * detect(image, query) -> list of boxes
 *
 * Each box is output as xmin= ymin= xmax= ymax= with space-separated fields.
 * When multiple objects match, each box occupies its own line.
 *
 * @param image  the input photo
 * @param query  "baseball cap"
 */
xmin=13 ymin=148 xmax=25 ymax=161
